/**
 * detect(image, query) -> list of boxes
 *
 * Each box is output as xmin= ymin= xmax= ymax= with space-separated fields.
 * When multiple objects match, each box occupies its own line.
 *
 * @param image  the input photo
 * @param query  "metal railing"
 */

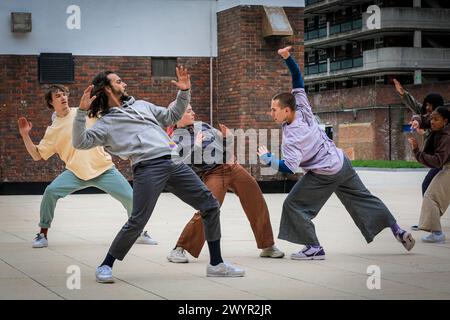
xmin=305 ymin=18 xmax=362 ymax=42
xmin=329 ymin=18 xmax=362 ymax=35
xmin=330 ymin=56 xmax=363 ymax=72
xmin=305 ymin=62 xmax=327 ymax=75
xmin=305 ymin=27 xmax=327 ymax=41
xmin=305 ymin=56 xmax=363 ymax=75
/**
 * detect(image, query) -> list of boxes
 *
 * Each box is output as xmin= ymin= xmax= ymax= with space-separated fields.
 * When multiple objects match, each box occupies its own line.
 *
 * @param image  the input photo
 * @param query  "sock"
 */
xmin=40 ymin=228 xmax=48 ymax=238
xmin=207 ymin=239 xmax=224 ymax=266
xmin=433 ymin=231 xmax=442 ymax=236
xmin=100 ymin=253 xmax=116 ymax=269
xmin=390 ymin=223 xmax=403 ymax=236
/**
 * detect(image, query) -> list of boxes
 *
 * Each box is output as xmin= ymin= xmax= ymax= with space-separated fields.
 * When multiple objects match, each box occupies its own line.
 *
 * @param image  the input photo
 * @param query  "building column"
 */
xmin=414 ymin=30 xmax=422 ymax=48
xmin=413 ymin=29 xmax=422 ymax=84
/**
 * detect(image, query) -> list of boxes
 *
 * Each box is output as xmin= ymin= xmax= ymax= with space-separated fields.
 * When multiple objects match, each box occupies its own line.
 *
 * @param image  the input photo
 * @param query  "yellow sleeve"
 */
xmin=36 ymin=127 xmax=56 ymax=160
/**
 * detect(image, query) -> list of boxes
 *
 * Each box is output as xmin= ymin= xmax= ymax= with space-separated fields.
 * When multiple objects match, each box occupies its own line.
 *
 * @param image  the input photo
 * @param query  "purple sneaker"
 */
xmin=290 ymin=245 xmax=325 ymax=260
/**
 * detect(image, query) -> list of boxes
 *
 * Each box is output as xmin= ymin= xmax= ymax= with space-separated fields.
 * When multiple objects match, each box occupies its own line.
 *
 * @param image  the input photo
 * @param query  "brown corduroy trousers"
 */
xmin=176 ymin=163 xmax=275 ymax=257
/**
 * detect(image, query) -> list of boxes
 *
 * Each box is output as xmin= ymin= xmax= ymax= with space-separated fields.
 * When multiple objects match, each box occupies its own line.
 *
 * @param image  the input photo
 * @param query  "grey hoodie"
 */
xmin=72 ymin=90 xmax=190 ymax=166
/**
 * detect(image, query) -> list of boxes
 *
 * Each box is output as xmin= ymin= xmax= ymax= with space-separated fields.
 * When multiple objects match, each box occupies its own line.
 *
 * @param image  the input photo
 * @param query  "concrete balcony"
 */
xmin=305 ymin=0 xmax=371 ymax=15
xmin=305 ymin=7 xmax=450 ymax=48
xmin=364 ymin=47 xmax=450 ymax=71
xmin=304 ymin=47 xmax=450 ymax=83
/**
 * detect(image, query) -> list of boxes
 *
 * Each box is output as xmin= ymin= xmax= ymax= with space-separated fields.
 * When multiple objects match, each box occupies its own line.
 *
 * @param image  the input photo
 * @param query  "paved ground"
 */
xmin=1 ymin=169 xmax=449 ymax=300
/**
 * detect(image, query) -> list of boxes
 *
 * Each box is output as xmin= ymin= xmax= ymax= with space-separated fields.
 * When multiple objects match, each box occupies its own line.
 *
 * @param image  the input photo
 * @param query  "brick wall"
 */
xmin=310 ymin=82 xmax=450 ymax=113
xmin=1 ymin=5 xmax=305 ymax=184
xmin=214 ymin=6 xmax=304 ymax=181
xmin=309 ymin=82 xmax=450 ymax=160
xmin=0 ymin=55 xmax=211 ymax=182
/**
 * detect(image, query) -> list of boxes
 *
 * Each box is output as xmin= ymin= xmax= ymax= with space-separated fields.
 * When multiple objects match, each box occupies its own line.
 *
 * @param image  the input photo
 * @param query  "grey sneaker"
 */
xmin=95 ymin=265 xmax=114 ymax=283
xmin=422 ymin=232 xmax=445 ymax=244
xmin=135 ymin=231 xmax=158 ymax=245
xmin=206 ymin=262 xmax=245 ymax=277
xmin=396 ymin=231 xmax=416 ymax=251
xmin=260 ymin=245 xmax=285 ymax=258
xmin=32 ymin=233 xmax=48 ymax=248
xmin=167 ymin=247 xmax=189 ymax=263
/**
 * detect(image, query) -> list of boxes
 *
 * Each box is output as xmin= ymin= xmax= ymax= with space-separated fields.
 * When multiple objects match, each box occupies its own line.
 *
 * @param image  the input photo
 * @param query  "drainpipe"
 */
xmin=209 ymin=0 xmax=215 ymax=126
xmin=388 ymin=104 xmax=392 ymax=161
xmin=210 ymin=57 xmax=213 ymax=126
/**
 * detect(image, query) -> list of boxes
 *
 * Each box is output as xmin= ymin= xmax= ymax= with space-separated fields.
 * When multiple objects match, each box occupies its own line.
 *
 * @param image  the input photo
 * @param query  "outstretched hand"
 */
xmin=218 ymin=124 xmax=233 ymax=139
xmin=195 ymin=131 xmax=204 ymax=147
xmin=18 ymin=117 xmax=32 ymax=136
xmin=409 ymin=120 xmax=425 ymax=135
xmin=393 ymin=79 xmax=405 ymax=96
xmin=171 ymin=66 xmax=191 ymax=91
xmin=79 ymin=85 xmax=96 ymax=111
xmin=257 ymin=145 xmax=269 ymax=156
xmin=278 ymin=46 xmax=292 ymax=59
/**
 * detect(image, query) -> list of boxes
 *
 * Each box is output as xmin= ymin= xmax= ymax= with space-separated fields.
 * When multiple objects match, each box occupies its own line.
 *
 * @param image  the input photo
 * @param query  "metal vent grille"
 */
xmin=39 ymin=53 xmax=74 ymax=83
xmin=151 ymin=57 xmax=177 ymax=77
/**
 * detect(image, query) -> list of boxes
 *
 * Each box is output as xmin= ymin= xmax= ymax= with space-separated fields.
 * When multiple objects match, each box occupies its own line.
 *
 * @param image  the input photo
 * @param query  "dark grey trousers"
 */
xmin=278 ymin=157 xmax=396 ymax=246
xmin=109 ymin=157 xmax=221 ymax=260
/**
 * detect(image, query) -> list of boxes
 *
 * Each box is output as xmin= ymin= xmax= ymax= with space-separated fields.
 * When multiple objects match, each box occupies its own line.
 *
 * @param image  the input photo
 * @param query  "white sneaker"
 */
xmin=290 ymin=245 xmax=325 ymax=260
xmin=95 ymin=265 xmax=114 ymax=283
xmin=32 ymin=233 xmax=48 ymax=248
xmin=422 ymin=232 xmax=445 ymax=244
xmin=167 ymin=247 xmax=189 ymax=263
xmin=260 ymin=245 xmax=285 ymax=258
xmin=135 ymin=231 xmax=158 ymax=245
xmin=207 ymin=262 xmax=245 ymax=277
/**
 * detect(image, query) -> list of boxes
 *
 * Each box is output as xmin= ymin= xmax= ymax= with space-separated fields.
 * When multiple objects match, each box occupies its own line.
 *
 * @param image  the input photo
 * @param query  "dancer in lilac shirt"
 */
xmin=258 ymin=46 xmax=415 ymax=260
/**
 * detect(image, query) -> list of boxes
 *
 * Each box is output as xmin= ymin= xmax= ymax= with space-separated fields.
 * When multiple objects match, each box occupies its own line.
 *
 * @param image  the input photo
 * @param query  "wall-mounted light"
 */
xmin=11 ymin=12 xmax=32 ymax=33
xmin=262 ymin=6 xmax=293 ymax=39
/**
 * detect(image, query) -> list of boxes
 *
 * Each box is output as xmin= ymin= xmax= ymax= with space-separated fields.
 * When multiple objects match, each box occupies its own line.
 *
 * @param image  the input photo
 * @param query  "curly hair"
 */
xmin=88 ymin=71 xmax=115 ymax=118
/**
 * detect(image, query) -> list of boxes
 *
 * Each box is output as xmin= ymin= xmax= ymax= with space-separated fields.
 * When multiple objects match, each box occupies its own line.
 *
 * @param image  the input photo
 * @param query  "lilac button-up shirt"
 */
xmin=282 ymin=88 xmax=344 ymax=175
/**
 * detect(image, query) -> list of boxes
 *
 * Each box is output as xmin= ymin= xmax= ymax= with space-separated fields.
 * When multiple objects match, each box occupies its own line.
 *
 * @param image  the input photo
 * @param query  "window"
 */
xmin=151 ymin=57 xmax=177 ymax=77
xmin=38 ymin=53 xmax=74 ymax=84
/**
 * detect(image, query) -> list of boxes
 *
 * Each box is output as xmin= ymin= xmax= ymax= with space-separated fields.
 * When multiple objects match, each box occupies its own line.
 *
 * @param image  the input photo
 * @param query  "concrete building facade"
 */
xmin=304 ymin=0 xmax=450 ymax=160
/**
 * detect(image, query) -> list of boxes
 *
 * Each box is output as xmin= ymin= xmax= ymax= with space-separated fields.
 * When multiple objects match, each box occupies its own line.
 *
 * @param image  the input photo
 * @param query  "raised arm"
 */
xmin=73 ymin=85 xmax=107 ymax=149
xmin=17 ymin=117 xmax=43 ymax=161
xmin=150 ymin=66 xmax=191 ymax=127
xmin=278 ymin=46 xmax=304 ymax=89
xmin=393 ymin=79 xmax=422 ymax=114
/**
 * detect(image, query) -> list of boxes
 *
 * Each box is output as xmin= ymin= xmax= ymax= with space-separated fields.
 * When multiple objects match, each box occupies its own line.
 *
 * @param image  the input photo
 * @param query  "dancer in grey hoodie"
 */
xmin=73 ymin=66 xmax=245 ymax=282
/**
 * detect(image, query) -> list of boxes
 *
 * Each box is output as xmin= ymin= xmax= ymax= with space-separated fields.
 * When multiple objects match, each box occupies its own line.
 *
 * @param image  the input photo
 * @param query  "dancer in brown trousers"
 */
xmin=166 ymin=104 xmax=284 ymax=263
